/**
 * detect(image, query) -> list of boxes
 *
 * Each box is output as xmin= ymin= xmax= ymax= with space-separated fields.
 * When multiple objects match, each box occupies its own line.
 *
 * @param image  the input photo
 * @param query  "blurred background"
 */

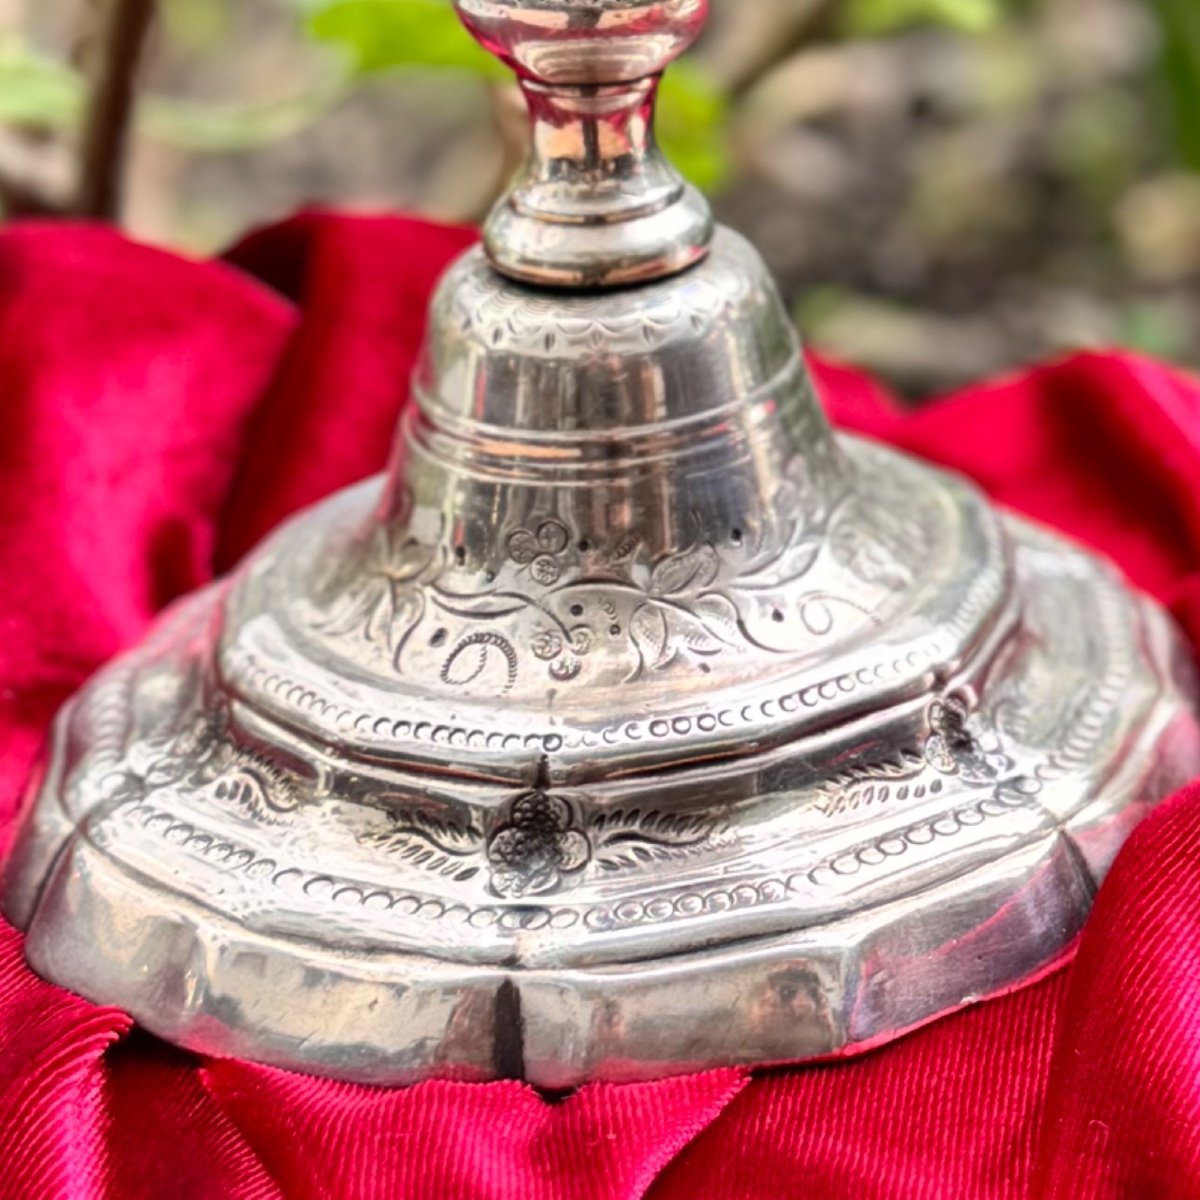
xmin=1 ymin=0 xmax=1197 ymax=396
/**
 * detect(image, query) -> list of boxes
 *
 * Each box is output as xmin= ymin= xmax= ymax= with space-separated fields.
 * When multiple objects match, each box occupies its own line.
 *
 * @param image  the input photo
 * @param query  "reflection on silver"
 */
xmin=6 ymin=0 xmax=1200 ymax=1088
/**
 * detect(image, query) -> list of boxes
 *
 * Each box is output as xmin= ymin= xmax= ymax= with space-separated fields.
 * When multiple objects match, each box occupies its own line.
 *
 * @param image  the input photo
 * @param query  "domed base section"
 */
xmin=5 ymin=503 xmax=1199 ymax=1088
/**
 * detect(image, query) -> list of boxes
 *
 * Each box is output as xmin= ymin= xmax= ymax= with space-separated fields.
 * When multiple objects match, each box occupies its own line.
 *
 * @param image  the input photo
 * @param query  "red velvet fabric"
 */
xmin=2 ymin=213 xmax=1200 ymax=1198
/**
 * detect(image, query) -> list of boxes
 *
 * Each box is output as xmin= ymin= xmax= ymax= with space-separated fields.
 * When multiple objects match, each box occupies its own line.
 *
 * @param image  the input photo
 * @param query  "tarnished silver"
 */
xmin=6 ymin=0 xmax=1200 ymax=1089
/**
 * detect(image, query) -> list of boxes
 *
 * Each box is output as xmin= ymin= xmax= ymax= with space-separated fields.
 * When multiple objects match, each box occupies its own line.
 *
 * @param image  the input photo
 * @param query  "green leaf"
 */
xmin=1151 ymin=0 xmax=1200 ymax=172
xmin=0 ymin=36 xmax=84 ymax=128
xmin=1116 ymin=298 xmax=1192 ymax=362
xmin=305 ymin=0 xmax=506 ymax=78
xmin=843 ymin=0 xmax=1004 ymax=37
xmin=657 ymin=60 xmax=730 ymax=193
xmin=161 ymin=0 xmax=235 ymax=53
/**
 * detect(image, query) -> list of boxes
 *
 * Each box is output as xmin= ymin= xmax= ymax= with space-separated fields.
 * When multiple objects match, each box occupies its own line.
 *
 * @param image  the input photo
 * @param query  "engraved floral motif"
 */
xmin=924 ymin=695 xmax=1012 ymax=783
xmin=309 ymin=440 xmax=930 ymax=698
xmin=816 ymin=692 xmax=1018 ymax=819
xmin=313 ymin=524 xmax=438 ymax=670
xmin=487 ymin=790 xmax=591 ymax=898
xmin=508 ymin=519 xmax=572 ymax=586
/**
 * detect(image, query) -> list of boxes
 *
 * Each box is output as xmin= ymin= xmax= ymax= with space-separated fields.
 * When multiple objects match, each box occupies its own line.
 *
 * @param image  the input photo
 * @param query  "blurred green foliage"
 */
xmin=0 ymin=35 xmax=82 ymax=127
xmin=1154 ymin=0 xmax=1200 ymax=172
xmin=0 ymin=3 xmax=349 ymax=151
xmin=842 ymin=0 xmax=1003 ymax=37
xmin=295 ymin=0 xmax=1021 ymax=191
xmin=0 ymin=0 xmax=1196 ymax=193
xmin=306 ymin=0 xmax=503 ymax=76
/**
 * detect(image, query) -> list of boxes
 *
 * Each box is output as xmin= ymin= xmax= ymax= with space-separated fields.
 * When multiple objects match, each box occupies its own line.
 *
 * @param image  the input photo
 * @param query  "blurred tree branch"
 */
xmin=75 ymin=0 xmax=157 ymax=218
xmin=700 ymin=0 xmax=837 ymax=96
xmin=0 ymin=0 xmax=157 ymax=220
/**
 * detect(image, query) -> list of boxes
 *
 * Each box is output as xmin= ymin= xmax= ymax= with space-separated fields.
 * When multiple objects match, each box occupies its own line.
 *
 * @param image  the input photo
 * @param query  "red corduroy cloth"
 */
xmin=2 ymin=213 xmax=1200 ymax=1199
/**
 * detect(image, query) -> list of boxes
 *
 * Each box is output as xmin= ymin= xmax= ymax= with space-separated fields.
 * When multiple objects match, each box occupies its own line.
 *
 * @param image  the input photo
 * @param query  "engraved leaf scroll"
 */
xmin=310 ymin=463 xmax=925 ymax=693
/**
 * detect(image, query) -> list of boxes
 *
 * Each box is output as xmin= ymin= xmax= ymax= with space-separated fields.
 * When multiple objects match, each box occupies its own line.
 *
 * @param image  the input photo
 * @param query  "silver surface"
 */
xmin=5 ymin=0 xmax=1200 ymax=1088
xmin=460 ymin=0 xmax=713 ymax=287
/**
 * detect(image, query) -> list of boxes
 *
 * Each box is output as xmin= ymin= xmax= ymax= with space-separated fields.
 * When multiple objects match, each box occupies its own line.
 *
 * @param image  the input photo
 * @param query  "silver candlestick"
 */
xmin=6 ymin=0 xmax=1199 ymax=1089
